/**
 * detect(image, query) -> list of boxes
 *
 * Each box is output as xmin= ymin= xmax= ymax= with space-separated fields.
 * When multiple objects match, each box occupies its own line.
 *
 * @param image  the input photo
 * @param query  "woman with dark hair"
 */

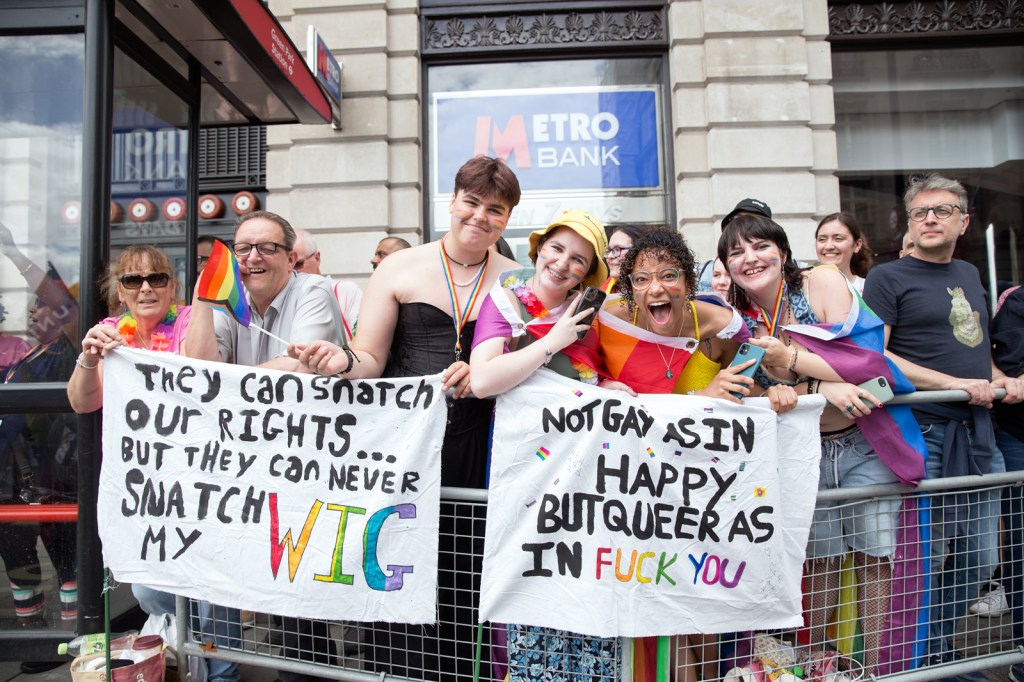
xmin=718 ymin=214 xmax=902 ymax=675
xmin=605 ymin=223 xmax=648 ymax=280
xmin=815 ymin=212 xmax=873 ymax=292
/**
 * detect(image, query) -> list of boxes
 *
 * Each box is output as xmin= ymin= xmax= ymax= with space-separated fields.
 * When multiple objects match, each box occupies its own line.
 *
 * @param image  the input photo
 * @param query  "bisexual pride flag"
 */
xmin=197 ymin=239 xmax=250 ymax=328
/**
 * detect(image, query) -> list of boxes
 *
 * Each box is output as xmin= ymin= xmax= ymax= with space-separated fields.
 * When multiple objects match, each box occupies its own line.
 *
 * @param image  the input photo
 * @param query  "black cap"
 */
xmin=723 ymin=198 xmax=772 ymax=226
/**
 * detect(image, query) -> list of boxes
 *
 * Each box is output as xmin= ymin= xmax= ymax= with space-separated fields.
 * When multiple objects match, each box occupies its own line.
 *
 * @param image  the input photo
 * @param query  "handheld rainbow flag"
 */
xmin=198 ymin=239 xmax=251 ymax=328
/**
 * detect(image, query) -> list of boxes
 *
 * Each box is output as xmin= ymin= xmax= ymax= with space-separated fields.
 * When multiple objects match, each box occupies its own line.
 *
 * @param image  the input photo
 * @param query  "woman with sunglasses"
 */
xmin=68 ymin=246 xmax=189 ymax=413
xmin=719 ymin=214 xmax=912 ymax=675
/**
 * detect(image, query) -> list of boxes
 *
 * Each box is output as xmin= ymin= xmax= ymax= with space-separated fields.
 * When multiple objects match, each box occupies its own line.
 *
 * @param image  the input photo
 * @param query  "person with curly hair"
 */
xmin=815 ymin=212 xmax=874 ymax=292
xmin=597 ymin=227 xmax=794 ymax=405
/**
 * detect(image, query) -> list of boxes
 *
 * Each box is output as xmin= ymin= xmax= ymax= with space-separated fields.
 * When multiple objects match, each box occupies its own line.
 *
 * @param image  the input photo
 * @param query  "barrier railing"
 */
xmin=169 ymin=389 xmax=1024 ymax=682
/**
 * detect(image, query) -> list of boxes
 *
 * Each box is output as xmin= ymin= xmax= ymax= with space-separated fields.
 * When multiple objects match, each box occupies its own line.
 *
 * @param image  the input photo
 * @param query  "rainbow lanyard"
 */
xmin=758 ymin=280 xmax=787 ymax=338
xmin=439 ymin=241 xmax=488 ymax=362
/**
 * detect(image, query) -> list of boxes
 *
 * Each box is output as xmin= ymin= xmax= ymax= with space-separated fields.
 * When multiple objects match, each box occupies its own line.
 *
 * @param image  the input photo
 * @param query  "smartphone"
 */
xmin=727 ymin=343 xmax=766 ymax=398
xmin=575 ymin=286 xmax=607 ymax=340
xmin=857 ymin=375 xmax=895 ymax=404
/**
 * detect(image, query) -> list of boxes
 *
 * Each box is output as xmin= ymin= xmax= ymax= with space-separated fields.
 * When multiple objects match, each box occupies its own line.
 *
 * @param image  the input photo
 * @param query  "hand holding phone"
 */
xmin=857 ymin=376 xmax=894 ymax=404
xmin=727 ymin=343 xmax=766 ymax=398
xmin=575 ymin=286 xmax=607 ymax=340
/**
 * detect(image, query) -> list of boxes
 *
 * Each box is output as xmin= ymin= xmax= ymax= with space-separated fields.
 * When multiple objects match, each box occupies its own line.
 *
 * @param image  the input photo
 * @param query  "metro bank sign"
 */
xmin=433 ymin=87 xmax=662 ymax=193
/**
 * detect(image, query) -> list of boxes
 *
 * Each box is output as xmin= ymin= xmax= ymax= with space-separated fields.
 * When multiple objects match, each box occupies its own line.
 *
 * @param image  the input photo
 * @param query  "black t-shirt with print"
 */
xmin=864 ymin=256 xmax=992 ymax=382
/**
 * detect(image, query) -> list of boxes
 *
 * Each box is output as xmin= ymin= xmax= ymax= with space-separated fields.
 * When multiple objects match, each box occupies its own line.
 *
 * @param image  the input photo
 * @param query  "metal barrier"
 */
xmin=171 ymin=390 xmax=1024 ymax=682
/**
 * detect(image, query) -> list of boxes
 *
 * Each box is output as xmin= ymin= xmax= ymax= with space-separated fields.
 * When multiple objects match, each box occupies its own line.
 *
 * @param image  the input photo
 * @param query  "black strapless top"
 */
xmin=383 ymin=303 xmax=493 ymax=488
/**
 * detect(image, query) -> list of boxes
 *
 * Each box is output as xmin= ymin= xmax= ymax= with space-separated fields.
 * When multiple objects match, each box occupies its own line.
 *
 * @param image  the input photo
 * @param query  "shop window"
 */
xmin=832 ymin=45 xmax=1024 ymax=288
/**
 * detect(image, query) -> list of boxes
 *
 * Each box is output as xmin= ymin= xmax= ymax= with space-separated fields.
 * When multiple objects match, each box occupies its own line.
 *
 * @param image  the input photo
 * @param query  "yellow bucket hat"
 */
xmin=527 ymin=209 xmax=609 ymax=290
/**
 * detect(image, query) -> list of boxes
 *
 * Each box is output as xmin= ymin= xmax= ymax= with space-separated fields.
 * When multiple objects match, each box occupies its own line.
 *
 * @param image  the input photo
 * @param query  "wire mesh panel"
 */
xmin=179 ymin=478 xmax=1024 ymax=682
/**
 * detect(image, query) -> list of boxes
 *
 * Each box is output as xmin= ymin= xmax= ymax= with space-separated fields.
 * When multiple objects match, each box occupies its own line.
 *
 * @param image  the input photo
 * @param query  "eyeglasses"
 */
xmin=605 ymin=246 xmax=629 ymax=260
xmin=907 ymin=204 xmax=963 ymax=222
xmin=119 ymin=272 xmax=171 ymax=289
xmin=628 ymin=268 xmax=682 ymax=290
xmin=197 ymin=256 xmax=210 ymax=266
xmin=232 ymin=242 xmax=288 ymax=257
xmin=294 ymin=251 xmax=317 ymax=270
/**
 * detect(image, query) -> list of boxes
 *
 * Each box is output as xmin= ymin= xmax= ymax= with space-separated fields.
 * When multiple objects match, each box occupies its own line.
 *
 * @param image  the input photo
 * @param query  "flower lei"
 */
xmin=503 ymin=275 xmax=547 ymax=319
xmin=502 ymin=275 xmax=598 ymax=385
xmin=118 ymin=304 xmax=179 ymax=352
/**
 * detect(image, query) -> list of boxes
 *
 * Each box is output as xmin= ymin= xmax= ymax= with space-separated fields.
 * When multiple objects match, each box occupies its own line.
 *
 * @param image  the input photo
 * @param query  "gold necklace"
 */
xmin=647 ymin=301 xmax=691 ymax=380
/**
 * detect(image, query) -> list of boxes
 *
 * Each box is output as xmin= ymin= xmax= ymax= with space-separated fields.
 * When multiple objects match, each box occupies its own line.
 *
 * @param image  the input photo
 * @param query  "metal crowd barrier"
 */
xmin=171 ymin=389 xmax=1024 ymax=682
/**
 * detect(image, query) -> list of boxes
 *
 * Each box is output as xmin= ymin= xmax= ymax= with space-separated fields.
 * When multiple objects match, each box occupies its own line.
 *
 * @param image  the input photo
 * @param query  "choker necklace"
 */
xmin=647 ymin=301 xmax=692 ymax=380
xmin=441 ymin=235 xmax=487 ymax=268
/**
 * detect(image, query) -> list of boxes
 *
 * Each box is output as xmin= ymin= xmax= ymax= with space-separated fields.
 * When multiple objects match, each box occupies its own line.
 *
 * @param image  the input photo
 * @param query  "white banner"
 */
xmin=480 ymin=371 xmax=825 ymax=637
xmin=99 ymin=348 xmax=446 ymax=622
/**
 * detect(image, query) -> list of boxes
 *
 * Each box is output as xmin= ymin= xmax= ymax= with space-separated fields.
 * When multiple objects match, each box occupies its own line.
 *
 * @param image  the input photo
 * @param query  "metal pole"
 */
xmin=986 ymin=222 xmax=998 ymax=317
xmin=78 ymin=0 xmax=115 ymax=636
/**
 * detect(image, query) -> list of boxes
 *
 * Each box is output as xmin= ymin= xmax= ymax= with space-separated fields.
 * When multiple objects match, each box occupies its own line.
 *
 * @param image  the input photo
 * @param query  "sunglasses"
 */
xmin=119 ymin=272 xmax=171 ymax=289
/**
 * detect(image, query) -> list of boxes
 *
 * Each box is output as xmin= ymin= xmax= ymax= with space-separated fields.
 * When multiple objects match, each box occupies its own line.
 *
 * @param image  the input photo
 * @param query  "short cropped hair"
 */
xmin=235 ymin=210 xmax=297 ymax=251
xmin=453 ymin=156 xmax=521 ymax=209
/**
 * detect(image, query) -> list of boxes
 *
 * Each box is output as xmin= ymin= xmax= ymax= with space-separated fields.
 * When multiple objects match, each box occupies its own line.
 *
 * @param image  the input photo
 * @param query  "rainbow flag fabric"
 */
xmin=197 ymin=239 xmax=250 ymax=328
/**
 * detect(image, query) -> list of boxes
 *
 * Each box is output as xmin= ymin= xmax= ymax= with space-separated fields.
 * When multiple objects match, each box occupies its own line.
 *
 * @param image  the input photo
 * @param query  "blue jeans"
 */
xmin=998 ymin=428 xmax=1024 ymax=648
xmin=921 ymin=422 xmax=1005 ymax=656
xmin=132 ymin=584 xmax=241 ymax=682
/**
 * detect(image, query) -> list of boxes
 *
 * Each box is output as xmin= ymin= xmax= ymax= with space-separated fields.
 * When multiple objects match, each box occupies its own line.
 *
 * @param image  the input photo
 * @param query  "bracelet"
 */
xmin=332 ymin=345 xmax=358 ymax=376
xmin=787 ymin=348 xmax=799 ymax=372
xmin=75 ymin=353 xmax=99 ymax=370
xmin=538 ymin=338 xmax=554 ymax=366
xmin=18 ymin=261 xmax=32 ymax=276
xmin=807 ymin=378 xmax=818 ymax=394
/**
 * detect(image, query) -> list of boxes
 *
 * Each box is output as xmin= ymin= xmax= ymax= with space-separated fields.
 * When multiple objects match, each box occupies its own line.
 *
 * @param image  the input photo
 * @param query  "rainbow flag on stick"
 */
xmin=198 ymin=239 xmax=251 ymax=327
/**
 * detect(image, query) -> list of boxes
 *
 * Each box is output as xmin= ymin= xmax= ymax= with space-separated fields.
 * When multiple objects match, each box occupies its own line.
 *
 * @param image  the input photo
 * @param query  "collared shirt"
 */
xmin=213 ymin=272 xmax=343 ymax=365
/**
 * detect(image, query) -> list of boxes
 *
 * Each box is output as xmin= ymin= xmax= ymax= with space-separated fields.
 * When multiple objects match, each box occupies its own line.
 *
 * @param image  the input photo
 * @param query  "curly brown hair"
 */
xmin=617 ymin=227 xmax=698 ymax=313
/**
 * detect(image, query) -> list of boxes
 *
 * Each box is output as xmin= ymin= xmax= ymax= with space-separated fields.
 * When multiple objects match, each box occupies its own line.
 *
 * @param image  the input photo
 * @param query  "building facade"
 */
xmin=265 ymin=0 xmax=1023 ymax=284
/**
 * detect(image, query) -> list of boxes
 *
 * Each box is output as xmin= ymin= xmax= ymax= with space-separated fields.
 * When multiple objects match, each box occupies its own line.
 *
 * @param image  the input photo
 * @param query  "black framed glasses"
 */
xmin=232 ymin=241 xmax=288 ymax=257
xmin=197 ymin=255 xmax=210 ymax=266
xmin=907 ymin=204 xmax=962 ymax=222
xmin=605 ymin=246 xmax=629 ymax=260
xmin=628 ymin=268 xmax=682 ymax=290
xmin=119 ymin=272 xmax=171 ymax=289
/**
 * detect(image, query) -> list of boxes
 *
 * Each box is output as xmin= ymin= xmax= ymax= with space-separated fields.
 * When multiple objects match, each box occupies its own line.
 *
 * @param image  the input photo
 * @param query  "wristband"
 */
xmin=333 ymin=345 xmax=358 ymax=376
xmin=787 ymin=348 xmax=799 ymax=372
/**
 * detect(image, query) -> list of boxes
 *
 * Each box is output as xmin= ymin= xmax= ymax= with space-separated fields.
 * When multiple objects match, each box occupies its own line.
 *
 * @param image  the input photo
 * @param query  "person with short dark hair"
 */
xmin=293 ymin=155 xmax=521 ymax=681
xmin=196 ymin=234 xmax=217 ymax=274
xmin=864 ymin=172 xmax=1024 ymax=667
xmin=370 ymin=236 xmax=411 ymax=269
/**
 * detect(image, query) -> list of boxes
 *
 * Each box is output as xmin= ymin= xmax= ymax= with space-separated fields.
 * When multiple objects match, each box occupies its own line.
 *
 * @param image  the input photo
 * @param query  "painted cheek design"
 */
xmin=491 ymin=217 xmax=507 ymax=230
xmin=568 ymin=264 xmax=586 ymax=281
xmin=451 ymin=209 xmax=472 ymax=223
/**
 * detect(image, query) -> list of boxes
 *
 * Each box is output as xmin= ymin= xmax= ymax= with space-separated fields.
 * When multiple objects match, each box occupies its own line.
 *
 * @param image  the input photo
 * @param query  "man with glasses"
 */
xmin=183 ymin=211 xmax=344 ymax=681
xmin=184 ymin=210 xmax=343 ymax=370
xmin=196 ymin=234 xmax=216 ymax=275
xmin=294 ymin=229 xmax=361 ymax=342
xmin=864 ymin=173 xmax=1024 ymax=675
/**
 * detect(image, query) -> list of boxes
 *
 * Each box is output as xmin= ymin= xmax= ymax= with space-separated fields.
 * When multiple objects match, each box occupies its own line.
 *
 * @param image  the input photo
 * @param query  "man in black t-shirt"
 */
xmin=864 ymin=173 xmax=1024 ymax=670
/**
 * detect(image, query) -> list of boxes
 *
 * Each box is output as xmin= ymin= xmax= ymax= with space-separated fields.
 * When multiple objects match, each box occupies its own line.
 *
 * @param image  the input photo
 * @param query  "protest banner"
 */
xmin=98 ymin=348 xmax=446 ymax=622
xmin=480 ymin=371 xmax=826 ymax=637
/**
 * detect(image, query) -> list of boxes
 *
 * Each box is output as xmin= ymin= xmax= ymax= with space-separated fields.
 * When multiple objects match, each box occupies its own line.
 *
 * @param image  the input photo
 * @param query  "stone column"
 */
xmin=668 ymin=0 xmax=838 ymax=262
xmin=265 ymin=0 xmax=421 ymax=284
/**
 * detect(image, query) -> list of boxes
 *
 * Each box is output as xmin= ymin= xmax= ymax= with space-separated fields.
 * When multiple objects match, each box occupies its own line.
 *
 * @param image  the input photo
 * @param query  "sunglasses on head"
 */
xmin=119 ymin=273 xmax=171 ymax=289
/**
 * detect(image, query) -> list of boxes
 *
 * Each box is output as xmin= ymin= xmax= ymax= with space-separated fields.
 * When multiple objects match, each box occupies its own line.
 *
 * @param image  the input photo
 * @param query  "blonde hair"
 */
xmin=102 ymin=245 xmax=177 ymax=313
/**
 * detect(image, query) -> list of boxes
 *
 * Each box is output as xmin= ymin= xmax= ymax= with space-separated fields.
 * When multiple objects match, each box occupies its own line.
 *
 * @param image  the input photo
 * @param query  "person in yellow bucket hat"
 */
xmin=527 ymin=208 xmax=610 ymax=291
xmin=470 ymin=208 xmax=611 ymax=398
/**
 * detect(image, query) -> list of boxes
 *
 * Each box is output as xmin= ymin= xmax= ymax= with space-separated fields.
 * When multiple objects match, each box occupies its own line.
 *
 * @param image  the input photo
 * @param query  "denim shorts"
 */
xmin=806 ymin=426 xmax=901 ymax=559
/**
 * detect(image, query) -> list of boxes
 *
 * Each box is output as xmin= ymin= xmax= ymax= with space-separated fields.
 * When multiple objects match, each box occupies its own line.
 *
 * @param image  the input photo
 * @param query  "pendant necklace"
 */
xmin=648 ymin=301 xmax=692 ymax=380
xmin=439 ymin=239 xmax=489 ymax=361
